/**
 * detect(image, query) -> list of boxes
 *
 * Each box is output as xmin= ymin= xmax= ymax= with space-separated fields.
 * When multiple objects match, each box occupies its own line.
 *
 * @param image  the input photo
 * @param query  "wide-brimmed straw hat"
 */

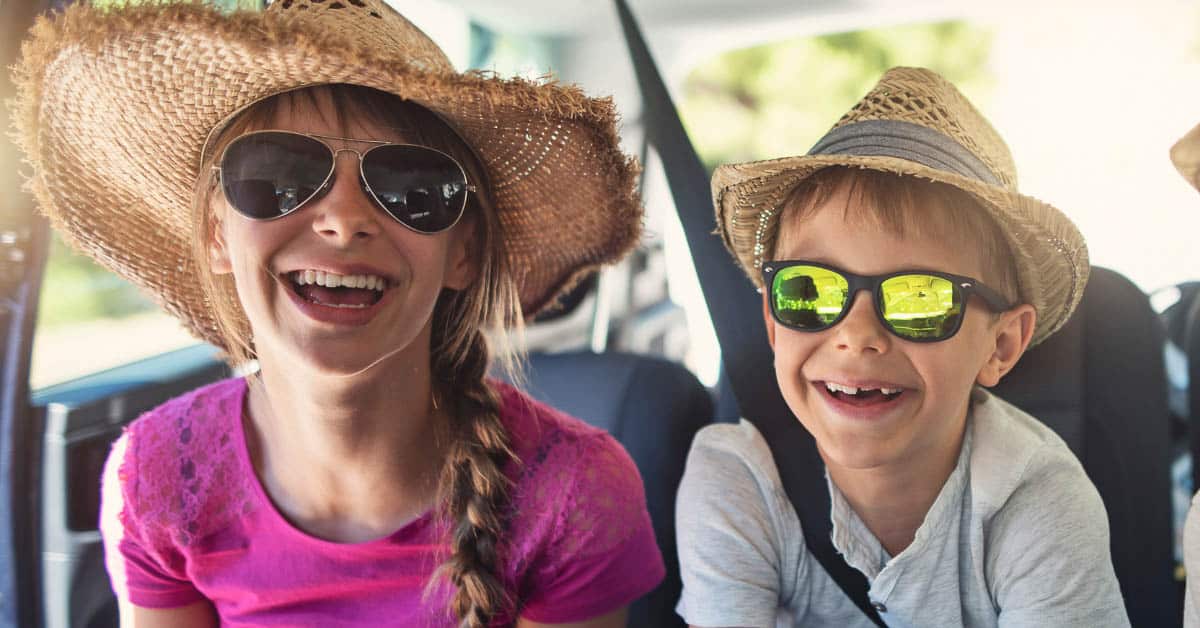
xmin=1171 ymin=122 xmax=1200 ymax=191
xmin=11 ymin=0 xmax=641 ymax=350
xmin=713 ymin=66 xmax=1087 ymax=346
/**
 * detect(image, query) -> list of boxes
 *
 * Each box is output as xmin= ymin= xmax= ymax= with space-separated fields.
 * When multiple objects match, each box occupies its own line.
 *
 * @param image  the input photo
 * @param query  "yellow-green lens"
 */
xmin=773 ymin=265 xmax=849 ymax=329
xmin=879 ymin=274 xmax=961 ymax=339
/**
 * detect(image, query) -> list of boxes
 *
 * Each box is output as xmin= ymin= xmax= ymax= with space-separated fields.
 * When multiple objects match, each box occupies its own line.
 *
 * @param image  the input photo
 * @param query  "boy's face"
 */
xmin=763 ymin=186 xmax=1035 ymax=474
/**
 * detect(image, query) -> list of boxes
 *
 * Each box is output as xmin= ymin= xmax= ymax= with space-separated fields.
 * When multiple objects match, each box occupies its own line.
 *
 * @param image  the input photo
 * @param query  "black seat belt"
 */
xmin=612 ymin=1 xmax=884 ymax=625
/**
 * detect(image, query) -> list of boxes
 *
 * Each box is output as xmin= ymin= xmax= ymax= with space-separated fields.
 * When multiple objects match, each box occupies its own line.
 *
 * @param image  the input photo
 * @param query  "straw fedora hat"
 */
xmin=1171 ymin=122 xmax=1200 ymax=191
xmin=713 ymin=66 xmax=1087 ymax=347
xmin=11 ymin=0 xmax=641 ymax=350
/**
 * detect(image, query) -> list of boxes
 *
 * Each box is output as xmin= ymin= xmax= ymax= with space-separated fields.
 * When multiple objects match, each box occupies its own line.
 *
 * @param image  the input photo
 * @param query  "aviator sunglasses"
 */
xmin=215 ymin=130 xmax=476 ymax=233
xmin=762 ymin=260 xmax=1013 ymax=342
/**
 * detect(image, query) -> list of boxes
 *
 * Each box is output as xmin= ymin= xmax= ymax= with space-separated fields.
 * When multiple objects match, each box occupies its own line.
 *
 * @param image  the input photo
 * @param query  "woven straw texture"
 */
xmin=713 ymin=67 xmax=1088 ymax=346
xmin=11 ymin=0 xmax=642 ymax=350
xmin=1171 ymin=121 xmax=1200 ymax=192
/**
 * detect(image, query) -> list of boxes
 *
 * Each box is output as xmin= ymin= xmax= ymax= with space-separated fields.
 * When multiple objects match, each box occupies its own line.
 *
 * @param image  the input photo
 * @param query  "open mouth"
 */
xmin=287 ymin=270 xmax=389 ymax=309
xmin=820 ymin=381 xmax=905 ymax=407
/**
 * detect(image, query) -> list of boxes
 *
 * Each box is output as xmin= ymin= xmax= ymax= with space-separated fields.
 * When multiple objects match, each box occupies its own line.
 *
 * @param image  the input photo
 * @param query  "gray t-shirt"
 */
xmin=1182 ymin=493 xmax=1200 ymax=627
xmin=675 ymin=389 xmax=1128 ymax=628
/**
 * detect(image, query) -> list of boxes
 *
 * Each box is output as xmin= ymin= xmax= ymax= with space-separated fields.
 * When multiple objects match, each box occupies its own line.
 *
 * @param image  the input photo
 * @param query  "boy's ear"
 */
xmin=208 ymin=213 xmax=233 ymax=275
xmin=976 ymin=304 xmax=1037 ymax=387
xmin=761 ymin=291 xmax=776 ymax=349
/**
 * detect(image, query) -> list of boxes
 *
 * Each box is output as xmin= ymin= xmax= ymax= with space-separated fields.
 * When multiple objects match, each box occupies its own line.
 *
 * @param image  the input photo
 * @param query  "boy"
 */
xmin=676 ymin=67 xmax=1128 ymax=626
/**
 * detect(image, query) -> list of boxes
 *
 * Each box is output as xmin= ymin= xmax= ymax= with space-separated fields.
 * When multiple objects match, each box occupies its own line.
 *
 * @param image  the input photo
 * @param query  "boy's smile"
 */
xmin=763 ymin=184 xmax=1030 ymax=476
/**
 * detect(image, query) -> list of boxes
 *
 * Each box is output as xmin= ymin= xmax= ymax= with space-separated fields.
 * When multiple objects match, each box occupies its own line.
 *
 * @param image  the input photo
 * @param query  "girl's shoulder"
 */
xmin=491 ymin=380 xmax=652 ymax=560
xmin=112 ymin=377 xmax=253 ymax=547
xmin=489 ymin=381 xmax=665 ymax=616
xmin=491 ymin=379 xmax=612 ymax=451
xmin=491 ymin=380 xmax=635 ymax=491
xmin=121 ymin=376 xmax=247 ymax=471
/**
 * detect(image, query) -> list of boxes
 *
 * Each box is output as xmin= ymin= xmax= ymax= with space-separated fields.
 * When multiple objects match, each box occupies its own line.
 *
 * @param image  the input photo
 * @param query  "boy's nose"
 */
xmin=310 ymin=152 xmax=382 ymax=246
xmin=832 ymin=291 xmax=890 ymax=354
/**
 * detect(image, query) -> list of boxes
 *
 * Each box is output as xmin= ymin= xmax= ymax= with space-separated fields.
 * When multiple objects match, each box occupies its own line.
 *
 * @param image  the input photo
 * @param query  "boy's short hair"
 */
xmin=775 ymin=166 xmax=1020 ymax=304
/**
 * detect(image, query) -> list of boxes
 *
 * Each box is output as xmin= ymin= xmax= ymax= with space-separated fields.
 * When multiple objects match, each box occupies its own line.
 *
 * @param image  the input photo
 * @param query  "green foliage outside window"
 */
xmin=678 ymin=21 xmax=993 ymax=170
xmin=38 ymin=234 xmax=155 ymax=329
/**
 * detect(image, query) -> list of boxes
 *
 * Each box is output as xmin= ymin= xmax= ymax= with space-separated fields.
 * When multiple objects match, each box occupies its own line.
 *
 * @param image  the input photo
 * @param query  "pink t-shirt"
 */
xmin=99 ymin=377 xmax=665 ymax=626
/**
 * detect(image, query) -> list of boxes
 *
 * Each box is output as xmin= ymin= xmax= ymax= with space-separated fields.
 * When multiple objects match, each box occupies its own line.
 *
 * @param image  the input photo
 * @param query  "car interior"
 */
xmin=0 ymin=1 xmax=1194 ymax=627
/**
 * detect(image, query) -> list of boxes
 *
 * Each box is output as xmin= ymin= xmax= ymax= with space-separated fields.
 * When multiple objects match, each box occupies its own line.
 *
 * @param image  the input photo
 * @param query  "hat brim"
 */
xmin=1171 ymin=122 xmax=1200 ymax=192
xmin=12 ymin=4 xmax=641 ymax=351
xmin=713 ymin=154 xmax=1089 ymax=347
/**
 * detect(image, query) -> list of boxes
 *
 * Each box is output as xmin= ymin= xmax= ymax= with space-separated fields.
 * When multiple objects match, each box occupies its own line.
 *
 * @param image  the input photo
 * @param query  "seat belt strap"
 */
xmin=612 ymin=1 xmax=884 ymax=624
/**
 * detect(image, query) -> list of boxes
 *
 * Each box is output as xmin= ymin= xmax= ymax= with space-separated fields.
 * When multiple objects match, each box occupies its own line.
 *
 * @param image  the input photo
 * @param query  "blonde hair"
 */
xmin=775 ymin=166 xmax=1020 ymax=304
xmin=191 ymin=84 xmax=523 ymax=627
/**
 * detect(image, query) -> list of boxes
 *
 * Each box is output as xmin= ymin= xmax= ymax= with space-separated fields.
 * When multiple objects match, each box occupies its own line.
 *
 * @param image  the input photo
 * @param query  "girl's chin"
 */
xmin=257 ymin=336 xmax=412 ymax=379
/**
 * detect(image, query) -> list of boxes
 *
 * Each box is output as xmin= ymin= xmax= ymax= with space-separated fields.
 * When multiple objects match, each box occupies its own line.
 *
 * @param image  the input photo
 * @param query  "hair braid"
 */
xmin=433 ymin=327 xmax=515 ymax=627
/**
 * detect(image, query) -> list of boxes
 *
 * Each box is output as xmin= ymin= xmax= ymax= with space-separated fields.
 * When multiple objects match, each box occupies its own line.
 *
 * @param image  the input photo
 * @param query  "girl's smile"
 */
xmin=279 ymin=265 xmax=396 ymax=326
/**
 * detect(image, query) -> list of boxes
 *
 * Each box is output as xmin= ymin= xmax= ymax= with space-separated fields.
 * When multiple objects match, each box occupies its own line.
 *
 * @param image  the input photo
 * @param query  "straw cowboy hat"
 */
xmin=11 ymin=0 xmax=641 ymax=350
xmin=1171 ymin=122 xmax=1200 ymax=191
xmin=713 ymin=66 xmax=1088 ymax=346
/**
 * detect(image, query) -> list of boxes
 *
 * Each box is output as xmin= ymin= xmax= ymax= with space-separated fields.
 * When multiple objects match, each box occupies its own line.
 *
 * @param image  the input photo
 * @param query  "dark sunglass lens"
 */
xmin=879 ymin=274 xmax=962 ymax=340
xmin=772 ymin=265 xmax=850 ymax=329
xmin=362 ymin=145 xmax=468 ymax=232
xmin=220 ymin=132 xmax=332 ymax=219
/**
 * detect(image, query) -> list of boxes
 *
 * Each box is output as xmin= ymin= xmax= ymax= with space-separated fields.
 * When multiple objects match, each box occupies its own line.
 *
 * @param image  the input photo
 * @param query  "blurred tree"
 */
xmin=679 ymin=21 xmax=993 ymax=169
xmin=37 ymin=234 xmax=156 ymax=329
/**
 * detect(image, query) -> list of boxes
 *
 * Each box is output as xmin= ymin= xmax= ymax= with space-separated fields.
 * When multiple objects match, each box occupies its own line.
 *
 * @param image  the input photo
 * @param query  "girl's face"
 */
xmin=207 ymin=93 xmax=475 ymax=375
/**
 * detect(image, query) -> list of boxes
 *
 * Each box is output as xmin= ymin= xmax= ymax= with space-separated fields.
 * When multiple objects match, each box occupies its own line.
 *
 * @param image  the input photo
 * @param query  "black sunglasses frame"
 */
xmin=761 ymin=259 xmax=1014 ymax=343
xmin=214 ymin=130 xmax=477 ymax=234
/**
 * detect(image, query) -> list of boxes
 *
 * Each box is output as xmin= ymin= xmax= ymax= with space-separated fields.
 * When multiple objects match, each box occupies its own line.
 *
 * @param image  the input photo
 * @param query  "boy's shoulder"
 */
xmin=688 ymin=420 xmax=784 ymax=490
xmin=968 ymin=388 xmax=1097 ymax=516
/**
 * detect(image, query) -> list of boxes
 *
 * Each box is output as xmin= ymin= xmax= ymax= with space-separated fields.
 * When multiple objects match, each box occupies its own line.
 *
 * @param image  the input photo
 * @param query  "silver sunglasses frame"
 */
xmin=212 ymin=129 xmax=477 ymax=234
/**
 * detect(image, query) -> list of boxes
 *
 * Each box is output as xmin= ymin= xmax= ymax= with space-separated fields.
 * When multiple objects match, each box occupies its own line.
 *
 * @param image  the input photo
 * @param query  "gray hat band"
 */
xmin=808 ymin=119 xmax=1001 ymax=186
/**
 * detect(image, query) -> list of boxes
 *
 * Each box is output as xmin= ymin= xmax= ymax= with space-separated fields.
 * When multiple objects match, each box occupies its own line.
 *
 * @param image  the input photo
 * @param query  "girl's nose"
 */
xmin=310 ymin=151 xmax=382 ymax=245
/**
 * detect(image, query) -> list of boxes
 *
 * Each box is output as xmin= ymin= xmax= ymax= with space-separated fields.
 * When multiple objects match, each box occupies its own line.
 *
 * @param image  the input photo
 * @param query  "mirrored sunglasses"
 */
xmin=761 ymin=260 xmax=1013 ymax=342
xmin=216 ymin=130 xmax=476 ymax=234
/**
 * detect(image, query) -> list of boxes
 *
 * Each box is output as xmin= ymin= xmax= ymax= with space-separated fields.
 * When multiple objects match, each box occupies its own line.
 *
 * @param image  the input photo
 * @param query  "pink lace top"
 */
xmin=99 ymin=377 xmax=664 ymax=626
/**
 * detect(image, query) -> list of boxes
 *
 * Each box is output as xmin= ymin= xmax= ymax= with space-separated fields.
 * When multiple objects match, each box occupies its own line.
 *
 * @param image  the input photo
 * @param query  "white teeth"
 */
xmin=291 ymin=270 xmax=387 ymax=292
xmin=825 ymin=382 xmax=859 ymax=395
xmin=824 ymin=382 xmax=904 ymax=396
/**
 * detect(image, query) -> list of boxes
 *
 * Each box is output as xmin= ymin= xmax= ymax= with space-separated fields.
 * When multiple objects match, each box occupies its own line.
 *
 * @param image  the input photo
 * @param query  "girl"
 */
xmin=13 ymin=1 xmax=662 ymax=626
